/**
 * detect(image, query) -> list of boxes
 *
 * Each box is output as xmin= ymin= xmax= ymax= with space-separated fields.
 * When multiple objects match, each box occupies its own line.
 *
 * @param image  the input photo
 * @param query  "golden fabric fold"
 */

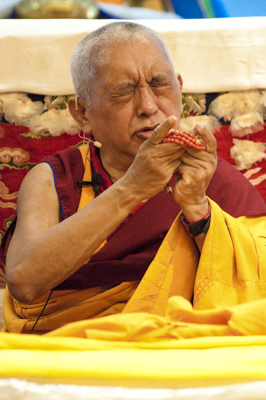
xmin=124 ymin=198 xmax=266 ymax=316
xmin=42 ymin=198 xmax=266 ymax=338
xmin=2 ymin=193 xmax=266 ymax=335
xmin=44 ymin=296 xmax=266 ymax=340
xmin=3 ymin=282 xmax=139 ymax=334
xmin=194 ymin=201 xmax=266 ymax=309
xmin=1 ymin=330 xmax=266 ymax=389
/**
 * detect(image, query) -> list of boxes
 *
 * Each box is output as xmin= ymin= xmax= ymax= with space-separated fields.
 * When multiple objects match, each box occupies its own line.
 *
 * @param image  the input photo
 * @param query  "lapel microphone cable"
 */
xmin=29 ymin=289 xmax=54 ymax=334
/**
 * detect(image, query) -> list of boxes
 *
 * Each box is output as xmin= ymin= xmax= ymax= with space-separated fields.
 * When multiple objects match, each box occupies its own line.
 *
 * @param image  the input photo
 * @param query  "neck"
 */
xmin=100 ymin=154 xmax=130 ymax=183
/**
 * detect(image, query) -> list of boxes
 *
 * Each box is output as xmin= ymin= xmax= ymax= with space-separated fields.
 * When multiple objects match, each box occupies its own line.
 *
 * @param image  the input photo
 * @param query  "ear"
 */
xmin=176 ymin=73 xmax=183 ymax=115
xmin=68 ymin=96 xmax=92 ymax=133
xmin=176 ymin=73 xmax=183 ymax=91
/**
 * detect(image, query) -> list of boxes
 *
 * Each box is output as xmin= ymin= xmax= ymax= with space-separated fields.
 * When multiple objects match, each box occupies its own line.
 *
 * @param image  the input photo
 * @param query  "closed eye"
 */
xmin=150 ymin=74 xmax=172 ymax=87
xmin=110 ymin=82 xmax=135 ymax=98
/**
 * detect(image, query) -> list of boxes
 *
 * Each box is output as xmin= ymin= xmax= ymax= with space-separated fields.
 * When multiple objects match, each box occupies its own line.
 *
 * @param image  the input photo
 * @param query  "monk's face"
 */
xmin=84 ymin=36 xmax=183 ymax=170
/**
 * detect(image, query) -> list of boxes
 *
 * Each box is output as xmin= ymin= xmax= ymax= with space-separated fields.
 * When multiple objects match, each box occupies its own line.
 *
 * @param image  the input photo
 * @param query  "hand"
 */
xmin=172 ymin=123 xmax=217 ymax=220
xmin=121 ymin=116 xmax=186 ymax=200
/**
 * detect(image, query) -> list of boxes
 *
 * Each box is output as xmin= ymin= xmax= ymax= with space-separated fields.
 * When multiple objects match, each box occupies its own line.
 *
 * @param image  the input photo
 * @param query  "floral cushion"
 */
xmin=0 ymin=90 xmax=266 ymax=288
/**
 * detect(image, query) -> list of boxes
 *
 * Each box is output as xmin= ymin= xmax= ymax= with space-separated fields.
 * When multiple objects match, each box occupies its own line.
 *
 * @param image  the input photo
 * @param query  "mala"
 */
xmin=162 ymin=130 xmax=206 ymax=151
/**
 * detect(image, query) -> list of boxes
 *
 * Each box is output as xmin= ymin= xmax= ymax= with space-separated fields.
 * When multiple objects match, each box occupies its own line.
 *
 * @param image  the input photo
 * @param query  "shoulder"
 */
xmin=17 ymin=162 xmax=60 ymax=218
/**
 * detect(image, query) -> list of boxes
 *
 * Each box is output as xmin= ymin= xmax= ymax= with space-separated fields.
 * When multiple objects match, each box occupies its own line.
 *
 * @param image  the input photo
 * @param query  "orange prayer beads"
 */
xmin=162 ymin=130 xmax=206 ymax=151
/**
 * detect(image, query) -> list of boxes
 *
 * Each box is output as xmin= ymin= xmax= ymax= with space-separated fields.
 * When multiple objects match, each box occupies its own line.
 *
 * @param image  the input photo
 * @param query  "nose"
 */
xmin=135 ymin=87 xmax=158 ymax=117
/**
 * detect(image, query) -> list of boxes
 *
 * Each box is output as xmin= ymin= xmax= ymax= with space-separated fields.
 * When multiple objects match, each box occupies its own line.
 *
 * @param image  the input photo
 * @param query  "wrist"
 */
xmin=115 ymin=176 xmax=145 ymax=207
xmin=180 ymin=197 xmax=209 ymax=221
xmin=181 ymin=201 xmax=211 ymax=238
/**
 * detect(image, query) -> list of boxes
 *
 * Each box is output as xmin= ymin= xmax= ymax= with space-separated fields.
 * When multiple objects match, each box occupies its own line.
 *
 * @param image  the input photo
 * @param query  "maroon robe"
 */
xmin=36 ymin=144 xmax=266 ymax=290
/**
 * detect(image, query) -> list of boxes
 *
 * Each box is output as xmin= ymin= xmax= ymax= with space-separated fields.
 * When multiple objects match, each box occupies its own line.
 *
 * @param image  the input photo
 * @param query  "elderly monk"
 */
xmin=2 ymin=22 xmax=266 ymax=335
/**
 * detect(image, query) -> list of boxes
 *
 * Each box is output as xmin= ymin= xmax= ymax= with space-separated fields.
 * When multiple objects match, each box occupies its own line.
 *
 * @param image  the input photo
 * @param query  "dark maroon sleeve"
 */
xmin=206 ymin=159 xmax=266 ymax=217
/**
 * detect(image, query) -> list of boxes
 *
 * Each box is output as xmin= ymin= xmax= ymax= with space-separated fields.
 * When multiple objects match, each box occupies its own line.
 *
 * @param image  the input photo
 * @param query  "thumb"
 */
xmin=193 ymin=122 xmax=217 ymax=153
xmin=148 ymin=116 xmax=177 ymax=145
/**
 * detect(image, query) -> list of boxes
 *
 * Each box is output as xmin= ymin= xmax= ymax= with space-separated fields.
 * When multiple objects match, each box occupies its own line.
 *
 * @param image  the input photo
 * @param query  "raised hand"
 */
xmin=122 ymin=117 xmax=185 ymax=200
xmin=171 ymin=123 xmax=217 ymax=220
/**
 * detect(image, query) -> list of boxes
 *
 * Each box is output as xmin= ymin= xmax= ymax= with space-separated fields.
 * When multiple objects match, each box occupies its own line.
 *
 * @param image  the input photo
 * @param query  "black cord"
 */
xmin=29 ymin=289 xmax=53 ymax=334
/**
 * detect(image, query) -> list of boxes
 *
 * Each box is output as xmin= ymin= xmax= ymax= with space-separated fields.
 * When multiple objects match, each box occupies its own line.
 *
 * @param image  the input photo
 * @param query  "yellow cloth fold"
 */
xmin=42 ymin=295 xmax=266 ymax=340
xmin=123 ymin=198 xmax=266 ymax=316
xmin=1 ymin=330 xmax=266 ymax=389
xmin=40 ymin=198 xmax=266 ymax=339
xmin=194 ymin=201 xmax=266 ymax=309
xmin=2 ymin=192 xmax=266 ymax=336
xmin=2 ymin=198 xmax=266 ymax=386
xmin=3 ymin=282 xmax=139 ymax=334
xmin=1 ymin=297 xmax=266 ymax=388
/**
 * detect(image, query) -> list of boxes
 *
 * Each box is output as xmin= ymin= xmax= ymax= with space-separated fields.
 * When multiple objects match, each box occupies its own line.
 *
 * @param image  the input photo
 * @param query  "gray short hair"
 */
xmin=70 ymin=22 xmax=174 ymax=106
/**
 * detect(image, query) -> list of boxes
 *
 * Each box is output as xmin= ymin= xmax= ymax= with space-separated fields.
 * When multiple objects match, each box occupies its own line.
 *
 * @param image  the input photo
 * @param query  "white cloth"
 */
xmin=1 ymin=379 xmax=266 ymax=400
xmin=1 ymin=17 xmax=266 ymax=95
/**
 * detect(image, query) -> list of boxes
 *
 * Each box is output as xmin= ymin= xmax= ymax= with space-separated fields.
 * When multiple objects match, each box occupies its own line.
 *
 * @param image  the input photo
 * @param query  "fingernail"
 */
xmin=169 ymin=116 xmax=177 ymax=125
xmin=196 ymin=122 xmax=204 ymax=130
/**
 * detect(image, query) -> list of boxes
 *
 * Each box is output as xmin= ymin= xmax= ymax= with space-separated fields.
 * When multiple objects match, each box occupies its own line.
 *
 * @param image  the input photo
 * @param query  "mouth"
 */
xmin=134 ymin=124 xmax=160 ymax=140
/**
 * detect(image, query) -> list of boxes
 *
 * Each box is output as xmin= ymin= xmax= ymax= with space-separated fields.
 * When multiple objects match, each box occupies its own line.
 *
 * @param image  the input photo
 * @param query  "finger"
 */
xmin=193 ymin=123 xmax=217 ymax=153
xmin=148 ymin=116 xmax=177 ymax=145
